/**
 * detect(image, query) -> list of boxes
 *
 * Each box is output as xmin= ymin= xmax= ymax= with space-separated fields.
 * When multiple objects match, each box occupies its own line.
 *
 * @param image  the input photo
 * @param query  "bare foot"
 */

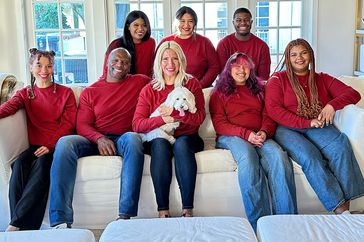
xmin=334 ymin=201 xmax=350 ymax=214
xmin=158 ymin=210 xmax=170 ymax=218
xmin=5 ymin=225 xmax=19 ymax=232
xmin=182 ymin=209 xmax=193 ymax=217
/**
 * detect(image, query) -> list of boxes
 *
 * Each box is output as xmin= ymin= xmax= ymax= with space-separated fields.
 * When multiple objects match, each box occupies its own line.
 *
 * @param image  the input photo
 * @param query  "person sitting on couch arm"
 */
xmin=265 ymin=38 xmax=364 ymax=215
xmin=0 ymin=48 xmax=77 ymax=231
xmin=48 ymin=48 xmax=151 ymax=228
xmin=209 ymin=52 xmax=297 ymax=231
xmin=132 ymin=41 xmax=205 ymax=218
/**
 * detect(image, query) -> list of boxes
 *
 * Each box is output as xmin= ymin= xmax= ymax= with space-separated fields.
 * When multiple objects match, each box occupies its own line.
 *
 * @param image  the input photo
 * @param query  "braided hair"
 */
xmin=28 ymin=48 xmax=56 ymax=99
xmin=283 ymin=38 xmax=322 ymax=119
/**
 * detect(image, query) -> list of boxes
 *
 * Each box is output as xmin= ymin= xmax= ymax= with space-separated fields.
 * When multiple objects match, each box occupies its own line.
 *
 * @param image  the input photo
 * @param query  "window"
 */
xmin=32 ymin=0 xmax=88 ymax=85
xmin=255 ymin=0 xmax=303 ymax=72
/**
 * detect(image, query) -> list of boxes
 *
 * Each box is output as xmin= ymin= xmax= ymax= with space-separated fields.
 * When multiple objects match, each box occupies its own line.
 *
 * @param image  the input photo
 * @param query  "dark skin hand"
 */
xmin=97 ymin=136 xmax=116 ymax=156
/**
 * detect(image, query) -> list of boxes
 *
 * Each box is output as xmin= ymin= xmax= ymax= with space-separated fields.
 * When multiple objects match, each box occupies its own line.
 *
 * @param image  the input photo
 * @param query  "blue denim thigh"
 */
xmin=173 ymin=133 xmax=204 ymax=209
xmin=257 ymin=139 xmax=297 ymax=214
xmin=49 ymin=135 xmax=98 ymax=226
xmin=217 ymin=135 xmax=270 ymax=231
xmin=303 ymin=125 xmax=364 ymax=201
xmin=115 ymin=132 xmax=144 ymax=217
xmin=274 ymin=126 xmax=345 ymax=211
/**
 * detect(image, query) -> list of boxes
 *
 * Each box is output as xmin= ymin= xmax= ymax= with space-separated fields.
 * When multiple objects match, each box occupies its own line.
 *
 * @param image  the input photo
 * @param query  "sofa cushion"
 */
xmin=338 ymin=75 xmax=364 ymax=108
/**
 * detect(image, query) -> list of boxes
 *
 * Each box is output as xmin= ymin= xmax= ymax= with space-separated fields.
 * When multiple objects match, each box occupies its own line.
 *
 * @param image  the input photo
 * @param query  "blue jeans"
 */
xmin=144 ymin=133 xmax=204 ymax=211
xmin=49 ymin=132 xmax=144 ymax=226
xmin=274 ymin=125 xmax=364 ymax=211
xmin=217 ymin=136 xmax=297 ymax=231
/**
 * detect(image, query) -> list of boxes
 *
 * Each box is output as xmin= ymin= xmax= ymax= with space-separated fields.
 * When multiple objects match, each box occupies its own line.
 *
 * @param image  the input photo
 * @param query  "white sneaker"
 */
xmin=341 ymin=210 xmax=351 ymax=215
xmin=53 ymin=223 xmax=70 ymax=229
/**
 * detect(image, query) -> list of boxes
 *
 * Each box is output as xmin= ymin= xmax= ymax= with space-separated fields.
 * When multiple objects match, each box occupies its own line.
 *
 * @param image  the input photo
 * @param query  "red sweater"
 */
xmin=0 ymin=84 xmax=77 ymax=150
xmin=159 ymin=34 xmax=220 ymax=88
xmin=77 ymin=75 xmax=151 ymax=143
xmin=216 ymin=33 xmax=271 ymax=80
xmin=133 ymin=77 xmax=205 ymax=136
xmin=101 ymin=38 xmax=155 ymax=78
xmin=210 ymin=85 xmax=276 ymax=140
xmin=265 ymin=71 xmax=361 ymax=129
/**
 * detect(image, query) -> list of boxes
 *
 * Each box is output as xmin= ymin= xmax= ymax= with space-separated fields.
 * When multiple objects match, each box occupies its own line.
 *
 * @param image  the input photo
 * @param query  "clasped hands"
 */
xmin=158 ymin=104 xmax=175 ymax=123
xmin=310 ymin=104 xmax=335 ymax=128
xmin=248 ymin=130 xmax=267 ymax=148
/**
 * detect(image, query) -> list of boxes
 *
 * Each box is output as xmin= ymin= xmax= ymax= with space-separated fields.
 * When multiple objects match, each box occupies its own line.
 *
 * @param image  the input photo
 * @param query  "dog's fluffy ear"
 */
xmin=185 ymin=89 xmax=197 ymax=113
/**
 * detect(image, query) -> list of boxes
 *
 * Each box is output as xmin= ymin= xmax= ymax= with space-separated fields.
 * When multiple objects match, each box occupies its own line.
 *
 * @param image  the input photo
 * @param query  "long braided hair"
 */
xmin=283 ymin=38 xmax=322 ymax=119
xmin=28 ymin=48 xmax=56 ymax=99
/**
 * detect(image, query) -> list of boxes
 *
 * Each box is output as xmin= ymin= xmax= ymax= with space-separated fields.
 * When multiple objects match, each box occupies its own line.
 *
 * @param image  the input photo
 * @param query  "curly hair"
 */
xmin=283 ymin=38 xmax=322 ymax=119
xmin=214 ymin=52 xmax=264 ymax=100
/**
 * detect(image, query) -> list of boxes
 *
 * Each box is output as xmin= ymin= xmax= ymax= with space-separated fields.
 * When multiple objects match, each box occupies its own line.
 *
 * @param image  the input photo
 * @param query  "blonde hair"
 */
xmin=152 ymin=41 xmax=190 ymax=90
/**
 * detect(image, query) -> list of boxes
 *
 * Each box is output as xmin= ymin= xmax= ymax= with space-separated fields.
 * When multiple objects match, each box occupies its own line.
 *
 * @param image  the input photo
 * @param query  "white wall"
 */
xmin=0 ymin=0 xmax=357 ymax=83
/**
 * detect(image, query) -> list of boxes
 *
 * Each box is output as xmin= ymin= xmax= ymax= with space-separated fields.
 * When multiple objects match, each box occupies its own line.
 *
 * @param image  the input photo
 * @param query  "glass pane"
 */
xmin=35 ymin=32 xmax=61 ymax=56
xmin=279 ymin=29 xmax=294 ymax=52
xmin=140 ymin=3 xmax=164 ymax=29
xmin=115 ymin=4 xmax=131 ymax=29
xmin=64 ymin=59 xmax=88 ymax=84
xmin=256 ymin=1 xmax=277 ymax=27
xmin=292 ymin=27 xmax=302 ymax=40
xmin=279 ymin=2 xmax=293 ymax=26
xmin=256 ymin=29 xmax=277 ymax=55
xmin=205 ymin=3 xmax=227 ymax=29
xmin=181 ymin=3 xmax=203 ymax=29
xmin=34 ymin=3 xmax=59 ymax=29
xmin=54 ymin=59 xmax=63 ymax=84
xmin=205 ymin=29 xmax=227 ymax=48
xmin=292 ymin=1 xmax=302 ymax=26
xmin=61 ymin=3 xmax=85 ymax=29
xmin=152 ymin=30 xmax=165 ymax=44
xmin=63 ymin=31 xmax=87 ymax=57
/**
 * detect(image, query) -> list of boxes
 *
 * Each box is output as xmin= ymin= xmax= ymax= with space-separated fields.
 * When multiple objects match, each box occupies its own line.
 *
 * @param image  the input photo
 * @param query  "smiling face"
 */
xmin=231 ymin=58 xmax=251 ymax=85
xmin=233 ymin=12 xmax=252 ymax=38
xmin=177 ymin=13 xmax=195 ymax=39
xmin=107 ymin=49 xmax=131 ymax=82
xmin=289 ymin=44 xmax=310 ymax=76
xmin=31 ymin=56 xmax=54 ymax=86
xmin=161 ymin=49 xmax=180 ymax=84
xmin=128 ymin=17 xmax=147 ymax=43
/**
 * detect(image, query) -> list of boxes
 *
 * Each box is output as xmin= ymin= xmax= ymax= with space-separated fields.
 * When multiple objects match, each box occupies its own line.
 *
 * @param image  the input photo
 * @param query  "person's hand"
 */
xmin=248 ymin=132 xmax=264 ymax=148
xmin=310 ymin=118 xmax=323 ymax=128
xmin=318 ymin=104 xmax=335 ymax=126
xmin=162 ymin=116 xmax=175 ymax=124
xmin=97 ymin=136 xmax=116 ymax=156
xmin=256 ymin=130 xmax=267 ymax=143
xmin=158 ymin=104 xmax=173 ymax=117
xmin=34 ymin=146 xmax=49 ymax=157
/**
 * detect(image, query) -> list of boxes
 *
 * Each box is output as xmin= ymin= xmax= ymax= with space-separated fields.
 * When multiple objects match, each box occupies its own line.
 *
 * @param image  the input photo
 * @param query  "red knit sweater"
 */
xmin=159 ymin=34 xmax=220 ymax=88
xmin=101 ymin=38 xmax=155 ymax=78
xmin=216 ymin=33 xmax=271 ymax=80
xmin=0 ymin=84 xmax=77 ymax=150
xmin=265 ymin=71 xmax=361 ymax=129
xmin=132 ymin=77 xmax=205 ymax=136
xmin=210 ymin=85 xmax=276 ymax=140
xmin=77 ymin=75 xmax=151 ymax=143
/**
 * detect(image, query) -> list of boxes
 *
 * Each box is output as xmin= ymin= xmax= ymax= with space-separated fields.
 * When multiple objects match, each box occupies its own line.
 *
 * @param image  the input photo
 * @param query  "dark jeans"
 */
xmin=144 ymin=133 xmax=204 ymax=211
xmin=9 ymin=145 xmax=53 ymax=230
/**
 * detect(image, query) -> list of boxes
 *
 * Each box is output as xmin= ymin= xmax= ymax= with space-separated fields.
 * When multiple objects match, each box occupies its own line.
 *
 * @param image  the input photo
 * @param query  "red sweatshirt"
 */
xmin=216 ymin=33 xmax=271 ymax=80
xmin=77 ymin=74 xmax=151 ymax=143
xmin=210 ymin=85 xmax=276 ymax=140
xmin=101 ymin=38 xmax=156 ymax=78
xmin=159 ymin=34 xmax=220 ymax=88
xmin=265 ymin=71 xmax=361 ymax=129
xmin=0 ymin=84 xmax=77 ymax=150
xmin=133 ymin=77 xmax=205 ymax=136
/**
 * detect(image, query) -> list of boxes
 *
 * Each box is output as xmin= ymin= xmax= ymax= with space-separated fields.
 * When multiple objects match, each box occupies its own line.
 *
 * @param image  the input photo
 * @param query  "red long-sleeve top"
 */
xmin=209 ymin=85 xmax=276 ymax=140
xmin=265 ymin=71 xmax=361 ymax=129
xmin=101 ymin=38 xmax=156 ymax=78
xmin=77 ymin=75 xmax=150 ymax=143
xmin=133 ymin=77 xmax=205 ymax=136
xmin=158 ymin=34 xmax=220 ymax=88
xmin=0 ymin=84 xmax=77 ymax=150
xmin=216 ymin=33 xmax=271 ymax=81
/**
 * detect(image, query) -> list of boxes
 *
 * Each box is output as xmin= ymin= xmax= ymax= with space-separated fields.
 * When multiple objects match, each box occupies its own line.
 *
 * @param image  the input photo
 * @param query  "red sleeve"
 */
xmin=216 ymin=39 xmax=230 ymax=72
xmin=132 ymin=86 xmax=166 ymax=133
xmin=0 ymin=89 xmax=25 ymax=118
xmin=199 ymin=40 xmax=220 ymax=88
xmin=45 ymin=90 xmax=77 ymax=150
xmin=209 ymin=90 xmax=252 ymax=141
xmin=265 ymin=75 xmax=311 ymax=129
xmin=76 ymin=89 xmax=104 ymax=143
xmin=321 ymin=73 xmax=361 ymax=110
xmin=260 ymin=106 xmax=276 ymax=138
xmin=257 ymin=43 xmax=271 ymax=81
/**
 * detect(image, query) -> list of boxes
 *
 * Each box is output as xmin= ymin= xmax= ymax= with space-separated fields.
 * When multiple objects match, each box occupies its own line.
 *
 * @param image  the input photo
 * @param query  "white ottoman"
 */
xmin=100 ymin=216 xmax=257 ymax=242
xmin=0 ymin=229 xmax=95 ymax=242
xmin=257 ymin=215 xmax=364 ymax=242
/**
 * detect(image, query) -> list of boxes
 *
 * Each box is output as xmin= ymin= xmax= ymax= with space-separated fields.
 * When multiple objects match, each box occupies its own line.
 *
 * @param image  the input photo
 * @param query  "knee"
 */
xmin=121 ymin=132 xmax=143 ymax=149
xmin=55 ymin=135 xmax=81 ymax=153
xmin=173 ymin=136 xmax=192 ymax=155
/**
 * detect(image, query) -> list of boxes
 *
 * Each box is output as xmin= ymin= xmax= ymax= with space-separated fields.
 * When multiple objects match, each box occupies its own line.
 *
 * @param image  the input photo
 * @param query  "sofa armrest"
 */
xmin=0 ymin=110 xmax=29 ymax=181
xmin=334 ymin=104 xmax=364 ymax=172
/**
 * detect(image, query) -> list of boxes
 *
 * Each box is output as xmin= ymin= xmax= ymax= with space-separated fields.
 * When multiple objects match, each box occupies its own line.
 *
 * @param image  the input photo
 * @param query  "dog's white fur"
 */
xmin=141 ymin=86 xmax=197 ymax=144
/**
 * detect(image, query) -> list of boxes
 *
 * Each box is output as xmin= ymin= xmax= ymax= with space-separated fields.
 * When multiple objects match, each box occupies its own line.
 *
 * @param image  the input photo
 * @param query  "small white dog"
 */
xmin=141 ymin=86 xmax=197 ymax=144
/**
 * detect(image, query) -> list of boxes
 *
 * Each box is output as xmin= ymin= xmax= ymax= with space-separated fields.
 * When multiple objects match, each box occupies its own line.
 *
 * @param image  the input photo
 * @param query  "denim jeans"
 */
xmin=144 ymin=133 xmax=204 ymax=211
xmin=49 ymin=132 xmax=144 ymax=226
xmin=274 ymin=125 xmax=364 ymax=211
xmin=217 ymin=136 xmax=297 ymax=231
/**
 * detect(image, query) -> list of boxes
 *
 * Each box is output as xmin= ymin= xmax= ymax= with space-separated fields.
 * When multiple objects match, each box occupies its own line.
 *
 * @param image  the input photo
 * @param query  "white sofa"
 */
xmin=1 ymin=76 xmax=364 ymax=230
